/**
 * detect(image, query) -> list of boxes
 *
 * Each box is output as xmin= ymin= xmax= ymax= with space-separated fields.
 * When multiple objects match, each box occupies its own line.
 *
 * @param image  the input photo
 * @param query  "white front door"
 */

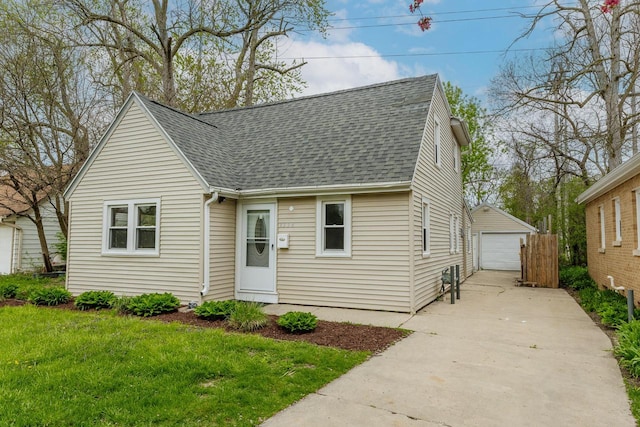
xmin=237 ymin=203 xmax=277 ymax=303
xmin=0 ymin=226 xmax=14 ymax=274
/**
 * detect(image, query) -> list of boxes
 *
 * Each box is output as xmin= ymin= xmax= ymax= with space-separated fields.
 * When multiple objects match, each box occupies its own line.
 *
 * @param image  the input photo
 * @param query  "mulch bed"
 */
xmin=0 ymin=299 xmax=409 ymax=353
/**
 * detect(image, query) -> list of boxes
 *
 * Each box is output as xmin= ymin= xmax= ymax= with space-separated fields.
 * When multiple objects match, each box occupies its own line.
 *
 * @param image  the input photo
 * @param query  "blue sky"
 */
xmin=283 ymin=0 xmax=554 ymax=100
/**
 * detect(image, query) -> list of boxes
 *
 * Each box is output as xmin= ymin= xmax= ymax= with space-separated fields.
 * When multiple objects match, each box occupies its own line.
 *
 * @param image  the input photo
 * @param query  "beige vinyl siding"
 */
xmin=205 ymin=198 xmax=236 ymax=301
xmin=411 ymin=86 xmax=465 ymax=311
xmin=471 ymin=207 xmax=534 ymax=234
xmin=276 ymin=193 xmax=411 ymax=312
xmin=66 ymin=102 xmax=204 ymax=302
xmin=13 ymin=206 xmax=62 ymax=272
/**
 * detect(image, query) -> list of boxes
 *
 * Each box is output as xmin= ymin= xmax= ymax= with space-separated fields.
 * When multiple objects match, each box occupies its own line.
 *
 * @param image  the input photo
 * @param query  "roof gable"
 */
xmin=470 ymin=202 xmax=536 ymax=232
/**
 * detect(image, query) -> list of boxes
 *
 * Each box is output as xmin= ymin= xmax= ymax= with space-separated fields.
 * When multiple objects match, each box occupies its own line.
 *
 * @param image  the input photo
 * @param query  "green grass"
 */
xmin=0 ymin=305 xmax=368 ymax=426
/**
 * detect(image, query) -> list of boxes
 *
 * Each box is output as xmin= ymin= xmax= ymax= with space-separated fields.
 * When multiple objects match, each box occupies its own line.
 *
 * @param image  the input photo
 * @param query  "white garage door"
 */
xmin=480 ymin=233 xmax=527 ymax=271
xmin=0 ymin=226 xmax=14 ymax=274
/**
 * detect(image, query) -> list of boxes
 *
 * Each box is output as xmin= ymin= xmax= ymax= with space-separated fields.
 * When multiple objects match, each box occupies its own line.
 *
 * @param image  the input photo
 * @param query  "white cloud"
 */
xmin=282 ymin=40 xmax=406 ymax=96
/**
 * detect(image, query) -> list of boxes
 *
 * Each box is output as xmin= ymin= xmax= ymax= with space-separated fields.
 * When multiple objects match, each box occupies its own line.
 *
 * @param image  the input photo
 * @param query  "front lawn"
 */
xmin=0 ymin=306 xmax=368 ymax=426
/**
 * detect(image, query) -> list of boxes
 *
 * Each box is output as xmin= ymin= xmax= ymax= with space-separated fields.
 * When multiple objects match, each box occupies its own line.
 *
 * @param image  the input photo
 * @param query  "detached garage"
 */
xmin=471 ymin=203 xmax=536 ymax=271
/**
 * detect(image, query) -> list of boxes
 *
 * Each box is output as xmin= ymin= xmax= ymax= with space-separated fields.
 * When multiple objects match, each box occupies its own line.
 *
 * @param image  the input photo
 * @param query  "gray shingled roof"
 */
xmin=137 ymin=75 xmax=438 ymax=191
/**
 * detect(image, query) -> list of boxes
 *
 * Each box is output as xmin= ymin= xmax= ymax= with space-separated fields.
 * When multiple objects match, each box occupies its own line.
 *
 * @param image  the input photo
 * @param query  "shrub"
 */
xmin=28 ymin=286 xmax=72 ymax=306
xmin=0 ymin=282 xmax=18 ymax=299
xmin=125 ymin=293 xmax=180 ymax=317
xmin=559 ymin=266 xmax=595 ymax=290
xmin=74 ymin=291 xmax=117 ymax=311
xmin=228 ymin=301 xmax=268 ymax=332
xmin=194 ymin=300 xmax=238 ymax=320
xmin=277 ymin=311 xmax=318 ymax=333
xmin=616 ymin=321 xmax=640 ymax=377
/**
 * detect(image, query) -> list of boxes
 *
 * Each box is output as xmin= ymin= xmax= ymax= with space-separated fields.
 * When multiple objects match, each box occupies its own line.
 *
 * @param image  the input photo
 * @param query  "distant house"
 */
xmin=64 ymin=75 xmax=472 ymax=313
xmin=0 ymin=186 xmax=62 ymax=274
xmin=577 ymin=153 xmax=640 ymax=297
xmin=471 ymin=203 xmax=536 ymax=271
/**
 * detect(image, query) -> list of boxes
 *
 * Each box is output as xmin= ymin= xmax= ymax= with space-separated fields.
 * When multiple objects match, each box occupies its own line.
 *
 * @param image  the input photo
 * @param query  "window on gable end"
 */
xmin=434 ymin=117 xmax=441 ymax=167
xmin=103 ymin=199 xmax=160 ymax=255
xmin=422 ymin=198 xmax=430 ymax=256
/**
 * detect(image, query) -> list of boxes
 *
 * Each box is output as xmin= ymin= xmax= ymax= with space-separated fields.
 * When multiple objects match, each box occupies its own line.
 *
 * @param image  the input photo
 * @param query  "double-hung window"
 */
xmin=316 ymin=196 xmax=351 ymax=256
xmin=422 ymin=198 xmax=430 ymax=256
xmin=453 ymin=143 xmax=459 ymax=173
xmin=599 ymin=205 xmax=606 ymax=253
xmin=449 ymin=213 xmax=455 ymax=254
xmin=635 ymin=189 xmax=640 ymax=256
xmin=434 ymin=117 xmax=441 ymax=167
xmin=103 ymin=199 xmax=160 ymax=255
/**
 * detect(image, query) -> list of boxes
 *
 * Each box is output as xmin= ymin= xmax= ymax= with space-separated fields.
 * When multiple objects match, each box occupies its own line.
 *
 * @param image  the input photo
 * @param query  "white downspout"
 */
xmin=1 ymin=220 xmax=23 ymax=273
xmin=201 ymin=192 xmax=218 ymax=297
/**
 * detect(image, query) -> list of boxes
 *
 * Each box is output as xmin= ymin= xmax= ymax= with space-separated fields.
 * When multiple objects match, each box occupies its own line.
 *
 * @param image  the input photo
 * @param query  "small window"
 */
xmin=316 ymin=196 xmax=351 ymax=256
xmin=599 ymin=205 xmax=606 ymax=252
xmin=453 ymin=143 xmax=459 ymax=173
xmin=455 ymin=215 xmax=461 ymax=254
xmin=613 ymin=197 xmax=622 ymax=244
xmin=422 ymin=198 xmax=430 ymax=256
xmin=434 ymin=117 xmax=441 ymax=167
xmin=635 ymin=189 xmax=640 ymax=254
xmin=449 ymin=213 xmax=455 ymax=254
xmin=103 ymin=199 xmax=160 ymax=255
xmin=466 ymin=226 xmax=472 ymax=254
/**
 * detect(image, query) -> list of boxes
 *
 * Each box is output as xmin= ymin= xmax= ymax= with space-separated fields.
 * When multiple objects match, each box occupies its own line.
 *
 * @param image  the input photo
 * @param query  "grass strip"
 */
xmin=0 ymin=305 xmax=368 ymax=426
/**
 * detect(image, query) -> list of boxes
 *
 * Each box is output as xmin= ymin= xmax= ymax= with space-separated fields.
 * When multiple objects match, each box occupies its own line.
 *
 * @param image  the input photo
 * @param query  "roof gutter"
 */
xmin=576 ymin=153 xmax=640 ymax=204
xmin=450 ymin=116 xmax=471 ymax=147
xmin=211 ymin=181 xmax=412 ymax=199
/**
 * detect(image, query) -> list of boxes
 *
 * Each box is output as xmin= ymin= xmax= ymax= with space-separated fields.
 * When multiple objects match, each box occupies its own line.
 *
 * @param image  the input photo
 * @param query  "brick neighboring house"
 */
xmin=577 ymin=153 xmax=640 ymax=300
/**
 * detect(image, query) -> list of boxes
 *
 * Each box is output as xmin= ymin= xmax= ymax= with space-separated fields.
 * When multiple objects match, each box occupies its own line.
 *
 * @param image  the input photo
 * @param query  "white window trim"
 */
xmin=102 ymin=198 xmax=160 ymax=256
xmin=453 ymin=143 xmax=459 ymax=173
xmin=434 ymin=116 xmax=441 ymax=168
xmin=613 ymin=197 xmax=622 ymax=245
xmin=422 ymin=197 xmax=431 ymax=257
xmin=449 ymin=212 xmax=455 ymax=254
xmin=635 ymin=189 xmax=640 ymax=256
xmin=599 ymin=204 xmax=606 ymax=253
xmin=455 ymin=215 xmax=461 ymax=254
xmin=466 ymin=226 xmax=472 ymax=254
xmin=316 ymin=196 xmax=351 ymax=257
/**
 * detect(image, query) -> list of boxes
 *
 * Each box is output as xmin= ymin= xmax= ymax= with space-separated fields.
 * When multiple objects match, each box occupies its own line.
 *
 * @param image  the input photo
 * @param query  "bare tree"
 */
xmin=496 ymin=0 xmax=640 ymax=171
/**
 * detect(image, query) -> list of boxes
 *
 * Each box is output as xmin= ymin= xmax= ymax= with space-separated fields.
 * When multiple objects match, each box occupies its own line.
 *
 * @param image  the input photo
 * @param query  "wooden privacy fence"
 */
xmin=519 ymin=234 xmax=559 ymax=288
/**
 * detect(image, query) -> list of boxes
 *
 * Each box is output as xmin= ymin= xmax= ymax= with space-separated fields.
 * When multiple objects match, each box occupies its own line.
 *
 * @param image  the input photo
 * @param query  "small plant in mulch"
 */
xmin=615 ymin=321 xmax=640 ymax=378
xmin=124 ymin=293 xmax=180 ymax=317
xmin=194 ymin=300 xmax=238 ymax=320
xmin=28 ymin=287 xmax=72 ymax=306
xmin=228 ymin=301 xmax=268 ymax=332
xmin=0 ymin=283 xmax=18 ymax=300
xmin=74 ymin=291 xmax=117 ymax=311
xmin=277 ymin=311 xmax=318 ymax=333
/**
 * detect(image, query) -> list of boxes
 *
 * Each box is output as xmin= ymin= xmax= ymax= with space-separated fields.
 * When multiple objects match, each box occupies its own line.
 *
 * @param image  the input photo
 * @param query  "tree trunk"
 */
xmin=31 ymin=203 xmax=53 ymax=272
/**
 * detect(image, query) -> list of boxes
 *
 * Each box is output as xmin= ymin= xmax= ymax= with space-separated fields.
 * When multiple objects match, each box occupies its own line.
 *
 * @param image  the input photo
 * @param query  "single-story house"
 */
xmin=577 ymin=153 xmax=640 ymax=299
xmin=0 ymin=186 xmax=62 ymax=274
xmin=471 ymin=202 xmax=536 ymax=271
xmin=64 ymin=74 xmax=472 ymax=313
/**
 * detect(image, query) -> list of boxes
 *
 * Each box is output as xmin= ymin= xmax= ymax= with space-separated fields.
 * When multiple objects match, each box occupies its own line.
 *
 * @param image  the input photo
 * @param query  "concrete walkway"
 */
xmin=262 ymin=271 xmax=635 ymax=426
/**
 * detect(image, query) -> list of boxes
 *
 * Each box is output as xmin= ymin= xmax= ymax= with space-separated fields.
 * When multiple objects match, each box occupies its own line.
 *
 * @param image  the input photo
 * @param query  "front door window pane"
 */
xmin=246 ymin=210 xmax=269 ymax=267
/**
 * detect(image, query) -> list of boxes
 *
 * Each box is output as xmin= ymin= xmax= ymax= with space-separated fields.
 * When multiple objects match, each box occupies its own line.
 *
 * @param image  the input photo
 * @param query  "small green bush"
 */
xmin=616 ymin=321 xmax=640 ymax=377
xmin=194 ymin=300 xmax=238 ymax=320
xmin=277 ymin=311 xmax=318 ymax=333
xmin=559 ymin=266 xmax=595 ymax=290
xmin=0 ymin=282 xmax=18 ymax=299
xmin=125 ymin=293 xmax=180 ymax=317
xmin=74 ymin=291 xmax=117 ymax=311
xmin=28 ymin=286 xmax=72 ymax=306
xmin=228 ymin=301 xmax=268 ymax=332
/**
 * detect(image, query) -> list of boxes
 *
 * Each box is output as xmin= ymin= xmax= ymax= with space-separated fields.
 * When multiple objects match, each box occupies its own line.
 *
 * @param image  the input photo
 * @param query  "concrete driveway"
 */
xmin=262 ymin=270 xmax=635 ymax=426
